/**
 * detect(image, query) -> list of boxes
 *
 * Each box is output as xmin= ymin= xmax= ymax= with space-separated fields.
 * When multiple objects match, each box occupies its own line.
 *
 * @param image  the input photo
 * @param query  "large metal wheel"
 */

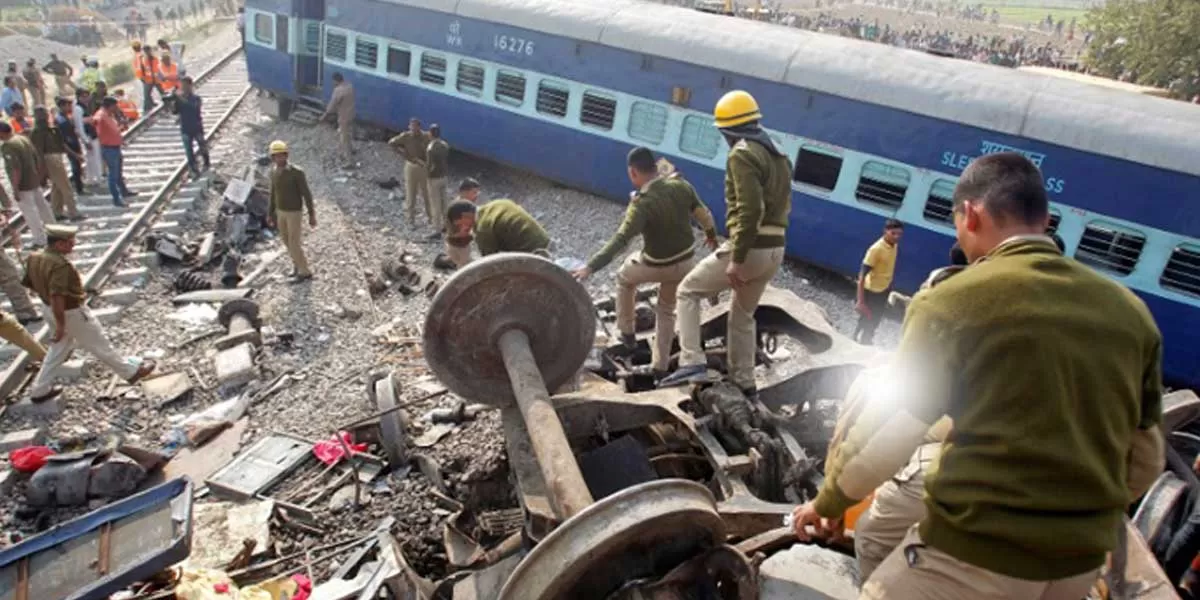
xmin=497 ymin=479 xmax=726 ymax=600
xmin=422 ymin=253 xmax=595 ymax=407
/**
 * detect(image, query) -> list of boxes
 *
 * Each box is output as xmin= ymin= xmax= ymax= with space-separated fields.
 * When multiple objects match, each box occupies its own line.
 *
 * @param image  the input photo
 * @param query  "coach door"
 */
xmin=294 ymin=0 xmax=324 ymax=98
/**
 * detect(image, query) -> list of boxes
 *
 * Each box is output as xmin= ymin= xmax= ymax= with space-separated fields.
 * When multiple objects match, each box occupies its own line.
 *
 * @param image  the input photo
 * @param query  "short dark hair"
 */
xmin=446 ymin=200 xmax=477 ymax=222
xmin=952 ymin=152 xmax=1048 ymax=226
xmin=458 ymin=178 xmax=480 ymax=192
xmin=75 ymin=88 xmax=88 ymax=97
xmin=949 ymin=243 xmax=968 ymax=266
xmin=101 ymin=96 xmax=118 ymax=107
xmin=627 ymin=147 xmax=657 ymax=175
xmin=0 ymin=122 xmax=12 ymax=134
xmin=429 ymin=124 xmax=441 ymax=137
xmin=181 ymin=76 xmax=193 ymax=85
xmin=8 ymin=102 xmax=22 ymax=112
xmin=332 ymin=72 xmax=343 ymax=82
xmin=54 ymin=96 xmax=69 ymax=106
xmin=884 ymin=218 xmax=904 ymax=231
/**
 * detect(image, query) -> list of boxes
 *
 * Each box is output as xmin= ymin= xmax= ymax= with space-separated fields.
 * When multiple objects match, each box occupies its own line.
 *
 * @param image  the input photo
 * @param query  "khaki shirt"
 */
xmin=2 ymin=135 xmax=39 ymax=192
xmin=29 ymin=124 xmax=66 ymax=157
xmin=23 ymin=249 xmax=84 ymax=309
xmin=427 ymin=138 xmax=450 ymax=179
xmin=22 ymin=67 xmax=42 ymax=89
xmin=388 ymin=130 xmax=429 ymax=164
xmin=327 ymin=82 xmax=356 ymax=125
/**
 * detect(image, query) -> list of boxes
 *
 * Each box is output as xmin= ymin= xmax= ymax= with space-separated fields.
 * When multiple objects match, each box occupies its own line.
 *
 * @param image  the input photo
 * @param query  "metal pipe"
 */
xmin=498 ymin=327 xmax=594 ymax=518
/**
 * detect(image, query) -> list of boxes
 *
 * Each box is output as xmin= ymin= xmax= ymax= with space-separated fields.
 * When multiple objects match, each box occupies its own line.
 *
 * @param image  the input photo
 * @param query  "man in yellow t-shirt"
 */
xmin=854 ymin=219 xmax=903 ymax=345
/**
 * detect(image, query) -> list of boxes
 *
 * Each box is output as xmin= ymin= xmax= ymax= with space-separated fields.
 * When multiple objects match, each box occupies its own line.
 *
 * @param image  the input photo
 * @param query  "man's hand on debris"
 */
xmin=571 ymin=266 xmax=592 ymax=282
xmin=308 ymin=213 xmax=317 ymax=229
xmin=791 ymin=501 xmax=841 ymax=543
xmin=855 ymin=300 xmax=871 ymax=319
xmin=704 ymin=234 xmax=719 ymax=251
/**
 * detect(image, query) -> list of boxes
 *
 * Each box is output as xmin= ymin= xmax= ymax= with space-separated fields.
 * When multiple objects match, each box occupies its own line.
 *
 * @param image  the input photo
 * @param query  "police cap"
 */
xmin=46 ymin=224 xmax=78 ymax=241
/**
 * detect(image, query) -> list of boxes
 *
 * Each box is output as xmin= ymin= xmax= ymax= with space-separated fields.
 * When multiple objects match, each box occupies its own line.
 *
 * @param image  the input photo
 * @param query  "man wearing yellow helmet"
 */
xmin=266 ymin=140 xmax=316 ymax=283
xmin=659 ymin=90 xmax=792 ymax=395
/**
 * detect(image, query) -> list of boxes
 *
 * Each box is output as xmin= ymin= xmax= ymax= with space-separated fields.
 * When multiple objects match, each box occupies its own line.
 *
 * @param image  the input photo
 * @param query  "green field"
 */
xmin=986 ymin=5 xmax=1090 ymax=26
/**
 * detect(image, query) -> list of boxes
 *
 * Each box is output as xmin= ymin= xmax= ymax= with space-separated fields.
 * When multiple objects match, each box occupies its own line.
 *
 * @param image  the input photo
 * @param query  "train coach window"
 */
xmin=354 ymin=39 xmax=378 ymax=69
xmin=581 ymin=92 xmax=617 ymax=131
xmin=536 ymin=81 xmax=570 ymax=118
xmin=253 ymin=14 xmax=273 ymax=45
xmin=1047 ymin=210 xmax=1062 ymax=235
xmin=457 ymin=61 xmax=485 ymax=97
xmin=1162 ymin=244 xmax=1200 ymax=297
xmin=793 ymin=146 xmax=841 ymax=191
xmin=679 ymin=115 xmax=720 ymax=159
xmin=386 ymin=46 xmax=411 ymax=77
xmin=855 ymin=161 xmax=910 ymax=210
xmin=628 ymin=101 xmax=667 ymax=145
xmin=922 ymin=179 xmax=956 ymax=224
xmin=495 ymin=71 xmax=526 ymax=107
xmin=1075 ymin=221 xmax=1145 ymax=276
xmin=325 ymin=31 xmax=347 ymax=62
xmin=303 ymin=22 xmax=320 ymax=54
xmin=420 ymin=53 xmax=447 ymax=86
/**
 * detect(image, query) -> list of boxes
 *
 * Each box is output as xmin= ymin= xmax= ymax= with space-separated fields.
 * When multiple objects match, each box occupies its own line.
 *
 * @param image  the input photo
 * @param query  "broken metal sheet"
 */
xmin=449 ymin=552 xmax=525 ymax=600
xmin=413 ymin=423 xmax=457 ymax=448
xmin=444 ymin=514 xmax=484 ymax=568
xmin=206 ymin=433 xmax=313 ymax=501
xmin=1131 ymin=471 xmax=1189 ymax=550
xmin=164 ymin=418 xmax=249 ymax=484
xmin=187 ymin=499 xmax=273 ymax=569
xmin=172 ymin=288 xmax=256 ymax=305
xmin=357 ymin=532 xmax=435 ymax=600
xmin=0 ymin=478 xmax=194 ymax=600
xmin=1101 ymin=517 xmax=1179 ymax=600
xmin=1163 ymin=388 xmax=1200 ymax=433
xmin=141 ymin=372 xmax=195 ymax=408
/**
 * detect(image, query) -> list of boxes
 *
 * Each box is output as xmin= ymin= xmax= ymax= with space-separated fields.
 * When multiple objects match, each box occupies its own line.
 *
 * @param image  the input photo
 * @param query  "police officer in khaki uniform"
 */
xmin=659 ymin=91 xmax=792 ymax=395
xmin=444 ymin=178 xmax=481 ymax=268
xmin=29 ymin=106 xmax=81 ymax=222
xmin=266 ymin=140 xmax=316 ymax=283
xmin=0 ymin=120 xmax=54 ymax=247
xmin=573 ymin=147 xmax=718 ymax=375
xmin=320 ymin=72 xmax=356 ymax=161
xmin=387 ymin=118 xmax=430 ymax=227
xmin=446 ymin=198 xmax=549 ymax=258
xmin=425 ymin=124 xmax=450 ymax=236
xmin=24 ymin=224 xmax=156 ymax=402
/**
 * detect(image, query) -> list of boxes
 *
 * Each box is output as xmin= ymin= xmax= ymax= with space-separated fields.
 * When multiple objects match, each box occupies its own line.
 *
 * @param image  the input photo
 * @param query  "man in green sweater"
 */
xmin=791 ymin=152 xmax=1165 ymax=599
xmin=659 ymin=90 xmax=791 ymax=395
xmin=446 ymin=198 xmax=550 ymax=258
xmin=572 ymin=147 xmax=718 ymax=374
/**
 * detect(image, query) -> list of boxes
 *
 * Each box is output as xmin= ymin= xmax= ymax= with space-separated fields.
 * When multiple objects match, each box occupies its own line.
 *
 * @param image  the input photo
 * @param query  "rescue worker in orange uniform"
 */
xmin=114 ymin=89 xmax=139 ymax=123
xmin=157 ymin=53 xmax=179 ymax=112
xmin=138 ymin=45 xmax=161 ymax=111
xmin=8 ymin=102 xmax=30 ymax=134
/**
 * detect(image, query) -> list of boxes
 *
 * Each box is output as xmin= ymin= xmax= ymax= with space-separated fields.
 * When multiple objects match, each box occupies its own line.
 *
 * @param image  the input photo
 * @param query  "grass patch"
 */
xmin=103 ymin=61 xmax=134 ymax=86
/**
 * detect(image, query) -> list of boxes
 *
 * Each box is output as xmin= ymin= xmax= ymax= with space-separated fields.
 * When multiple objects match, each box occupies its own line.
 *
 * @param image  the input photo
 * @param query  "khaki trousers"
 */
xmin=0 ymin=250 xmax=36 ymax=320
xmin=338 ymin=120 xmax=353 ymax=156
xmin=276 ymin=210 xmax=311 ymax=276
xmin=617 ymin=254 xmax=695 ymax=371
xmin=29 ymin=306 xmax=138 ymax=397
xmin=54 ymin=75 xmax=74 ymax=96
xmin=427 ymin=176 xmax=448 ymax=231
xmin=28 ymin=86 xmax=45 ymax=108
xmin=0 ymin=312 xmax=44 ymax=360
xmin=855 ymin=442 xmax=943 ymax=580
xmin=676 ymin=244 xmax=783 ymax=390
xmin=862 ymin=526 xmax=1100 ymax=600
xmin=16 ymin=188 xmax=56 ymax=247
xmin=46 ymin=154 xmax=77 ymax=218
xmin=403 ymin=161 xmax=429 ymax=224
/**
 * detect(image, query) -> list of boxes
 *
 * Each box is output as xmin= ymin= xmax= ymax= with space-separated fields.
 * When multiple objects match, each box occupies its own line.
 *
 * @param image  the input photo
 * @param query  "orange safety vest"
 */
xmin=157 ymin=63 xmax=179 ymax=92
xmin=9 ymin=117 xmax=25 ymax=134
xmin=139 ymin=56 xmax=158 ymax=84
xmin=132 ymin=53 xmax=144 ymax=80
xmin=117 ymin=99 xmax=139 ymax=121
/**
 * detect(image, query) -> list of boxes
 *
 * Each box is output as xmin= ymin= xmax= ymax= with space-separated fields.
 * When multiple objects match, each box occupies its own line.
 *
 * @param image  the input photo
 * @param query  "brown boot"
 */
xmin=126 ymin=359 xmax=157 ymax=384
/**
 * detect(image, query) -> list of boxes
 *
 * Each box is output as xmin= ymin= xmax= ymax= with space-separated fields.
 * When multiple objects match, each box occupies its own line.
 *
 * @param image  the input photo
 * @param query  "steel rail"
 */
xmin=0 ymin=48 xmax=251 ymax=401
xmin=3 ymin=44 xmax=245 ymax=240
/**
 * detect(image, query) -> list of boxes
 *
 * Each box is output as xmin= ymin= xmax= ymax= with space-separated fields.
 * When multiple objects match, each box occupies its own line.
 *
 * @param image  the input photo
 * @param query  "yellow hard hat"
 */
xmin=132 ymin=40 xmax=142 ymax=49
xmin=268 ymin=140 xmax=288 ymax=155
xmin=713 ymin=90 xmax=762 ymax=129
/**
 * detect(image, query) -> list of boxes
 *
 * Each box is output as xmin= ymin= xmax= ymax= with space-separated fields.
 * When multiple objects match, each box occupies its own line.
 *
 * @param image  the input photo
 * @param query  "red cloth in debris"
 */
xmin=312 ymin=432 xmax=366 ymax=466
xmin=291 ymin=574 xmax=312 ymax=600
xmin=10 ymin=446 xmax=54 ymax=473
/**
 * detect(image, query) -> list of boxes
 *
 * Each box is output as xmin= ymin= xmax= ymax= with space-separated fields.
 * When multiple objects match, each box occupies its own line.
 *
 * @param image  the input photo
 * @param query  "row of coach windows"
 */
xmin=317 ymin=34 xmax=1200 ymax=298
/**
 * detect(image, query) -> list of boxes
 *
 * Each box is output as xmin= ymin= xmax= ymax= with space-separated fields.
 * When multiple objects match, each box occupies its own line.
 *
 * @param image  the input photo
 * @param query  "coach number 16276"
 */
xmin=494 ymin=34 xmax=535 ymax=56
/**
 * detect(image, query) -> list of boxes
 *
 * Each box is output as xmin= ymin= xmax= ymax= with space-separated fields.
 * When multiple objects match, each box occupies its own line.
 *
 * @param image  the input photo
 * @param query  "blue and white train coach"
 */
xmin=242 ymin=0 xmax=1200 ymax=387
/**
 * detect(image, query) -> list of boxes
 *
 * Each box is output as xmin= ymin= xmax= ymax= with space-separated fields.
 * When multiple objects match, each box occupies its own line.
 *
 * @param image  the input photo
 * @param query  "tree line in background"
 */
xmin=1084 ymin=0 xmax=1200 ymax=99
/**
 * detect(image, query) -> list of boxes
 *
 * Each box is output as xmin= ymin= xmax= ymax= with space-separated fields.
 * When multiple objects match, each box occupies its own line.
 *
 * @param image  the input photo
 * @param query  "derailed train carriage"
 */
xmin=240 ymin=0 xmax=1200 ymax=389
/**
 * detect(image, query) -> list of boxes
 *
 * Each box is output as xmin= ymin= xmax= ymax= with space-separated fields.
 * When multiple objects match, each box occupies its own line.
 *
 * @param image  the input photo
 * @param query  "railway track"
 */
xmin=0 ymin=47 xmax=250 ymax=401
